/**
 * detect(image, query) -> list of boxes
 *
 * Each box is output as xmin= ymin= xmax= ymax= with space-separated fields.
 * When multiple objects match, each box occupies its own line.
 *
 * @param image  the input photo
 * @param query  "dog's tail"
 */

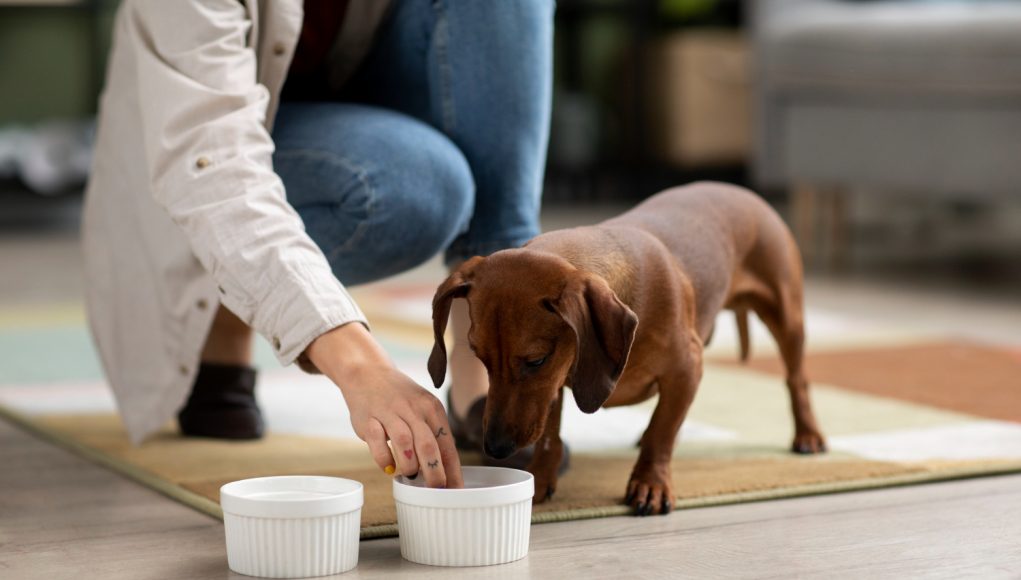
xmin=736 ymin=307 xmax=750 ymax=363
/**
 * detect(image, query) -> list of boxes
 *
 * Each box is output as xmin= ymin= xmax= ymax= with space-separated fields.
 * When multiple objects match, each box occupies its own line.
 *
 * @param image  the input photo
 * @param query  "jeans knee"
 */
xmin=397 ymin=137 xmax=472 ymax=235
xmin=430 ymin=145 xmax=475 ymax=237
xmin=350 ymin=135 xmax=474 ymax=279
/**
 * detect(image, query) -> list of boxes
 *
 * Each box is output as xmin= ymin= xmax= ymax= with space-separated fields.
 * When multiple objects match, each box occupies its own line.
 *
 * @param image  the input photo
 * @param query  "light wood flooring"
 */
xmin=3 ymin=418 xmax=1020 ymax=579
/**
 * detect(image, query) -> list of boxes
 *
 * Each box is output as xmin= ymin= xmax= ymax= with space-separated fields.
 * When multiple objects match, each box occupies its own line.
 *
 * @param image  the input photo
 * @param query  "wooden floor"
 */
xmin=3 ymin=419 xmax=1019 ymax=579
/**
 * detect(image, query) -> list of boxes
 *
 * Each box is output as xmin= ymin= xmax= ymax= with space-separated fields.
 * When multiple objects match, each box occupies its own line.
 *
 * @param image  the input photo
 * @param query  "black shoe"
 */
xmin=178 ymin=363 xmax=264 ymax=440
xmin=447 ymin=391 xmax=570 ymax=475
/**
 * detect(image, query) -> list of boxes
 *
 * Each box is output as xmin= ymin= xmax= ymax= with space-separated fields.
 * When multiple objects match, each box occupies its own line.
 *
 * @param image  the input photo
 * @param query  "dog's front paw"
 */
xmin=791 ymin=430 xmax=827 ymax=454
xmin=533 ymin=472 xmax=558 ymax=503
xmin=625 ymin=464 xmax=674 ymax=516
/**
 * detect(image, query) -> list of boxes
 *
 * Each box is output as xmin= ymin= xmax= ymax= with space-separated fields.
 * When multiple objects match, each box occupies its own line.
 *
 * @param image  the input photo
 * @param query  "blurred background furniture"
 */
xmin=752 ymin=0 xmax=1021 ymax=266
xmin=0 ymin=0 xmax=113 ymax=230
xmin=548 ymin=0 xmax=746 ymax=203
xmin=0 ymin=0 xmax=108 ymax=124
xmin=647 ymin=28 xmax=750 ymax=169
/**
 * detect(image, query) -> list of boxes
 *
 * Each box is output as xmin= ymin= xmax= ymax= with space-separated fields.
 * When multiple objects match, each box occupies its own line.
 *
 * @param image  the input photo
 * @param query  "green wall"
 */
xmin=0 ymin=3 xmax=116 ymax=125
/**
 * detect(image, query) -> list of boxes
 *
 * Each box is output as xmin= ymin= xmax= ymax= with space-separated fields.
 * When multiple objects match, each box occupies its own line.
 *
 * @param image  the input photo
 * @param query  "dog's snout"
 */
xmin=483 ymin=428 xmax=518 ymax=460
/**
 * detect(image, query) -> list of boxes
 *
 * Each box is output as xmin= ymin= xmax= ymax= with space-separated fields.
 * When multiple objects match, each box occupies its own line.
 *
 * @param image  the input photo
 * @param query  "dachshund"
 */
xmin=429 ymin=182 xmax=826 ymax=516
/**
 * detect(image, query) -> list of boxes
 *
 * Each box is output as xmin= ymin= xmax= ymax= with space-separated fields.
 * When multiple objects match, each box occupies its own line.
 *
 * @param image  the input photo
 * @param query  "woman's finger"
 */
xmin=383 ymin=417 xmax=420 ymax=477
xmin=408 ymin=417 xmax=447 ymax=489
xmin=426 ymin=411 xmax=464 ymax=489
xmin=362 ymin=418 xmax=396 ymax=475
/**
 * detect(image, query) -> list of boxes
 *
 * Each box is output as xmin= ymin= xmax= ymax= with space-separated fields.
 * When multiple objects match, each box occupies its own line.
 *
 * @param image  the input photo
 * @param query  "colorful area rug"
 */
xmin=2 ymin=281 xmax=1020 ymax=539
xmin=3 ymin=407 xmax=1018 ymax=540
xmin=740 ymin=341 xmax=1021 ymax=424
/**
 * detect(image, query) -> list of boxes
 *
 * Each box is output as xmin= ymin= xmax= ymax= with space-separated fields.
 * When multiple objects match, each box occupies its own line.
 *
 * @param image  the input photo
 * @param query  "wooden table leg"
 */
xmin=791 ymin=184 xmax=818 ymax=267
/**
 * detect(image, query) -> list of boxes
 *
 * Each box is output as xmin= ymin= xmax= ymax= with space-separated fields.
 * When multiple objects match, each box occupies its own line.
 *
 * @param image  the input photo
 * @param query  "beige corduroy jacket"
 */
xmin=82 ymin=0 xmax=390 ymax=443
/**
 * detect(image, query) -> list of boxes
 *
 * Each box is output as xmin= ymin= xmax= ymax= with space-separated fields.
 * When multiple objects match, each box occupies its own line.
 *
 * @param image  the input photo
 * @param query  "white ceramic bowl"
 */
xmin=393 ymin=466 xmax=534 ymax=567
xmin=220 ymin=476 xmax=363 ymax=578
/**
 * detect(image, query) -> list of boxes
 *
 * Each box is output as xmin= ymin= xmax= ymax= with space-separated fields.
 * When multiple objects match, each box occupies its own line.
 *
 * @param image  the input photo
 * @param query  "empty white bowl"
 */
xmin=220 ymin=476 xmax=363 ymax=578
xmin=393 ymin=466 xmax=534 ymax=567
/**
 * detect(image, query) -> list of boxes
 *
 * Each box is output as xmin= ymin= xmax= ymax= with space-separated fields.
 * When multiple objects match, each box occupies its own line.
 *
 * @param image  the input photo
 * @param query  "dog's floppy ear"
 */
xmin=428 ymin=257 xmax=483 ymax=389
xmin=558 ymin=274 xmax=638 ymax=413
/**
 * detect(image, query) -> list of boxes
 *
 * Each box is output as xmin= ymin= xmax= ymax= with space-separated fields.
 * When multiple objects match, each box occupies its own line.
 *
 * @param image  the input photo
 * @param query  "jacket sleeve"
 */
xmin=129 ymin=0 xmax=367 ymax=366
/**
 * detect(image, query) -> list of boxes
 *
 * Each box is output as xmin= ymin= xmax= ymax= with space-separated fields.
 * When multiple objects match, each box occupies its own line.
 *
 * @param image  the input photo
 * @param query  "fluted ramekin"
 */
xmin=393 ymin=466 xmax=534 ymax=567
xmin=220 ymin=476 xmax=363 ymax=577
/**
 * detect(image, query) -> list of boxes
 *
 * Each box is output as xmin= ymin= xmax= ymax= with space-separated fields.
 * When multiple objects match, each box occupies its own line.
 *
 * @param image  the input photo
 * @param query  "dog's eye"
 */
xmin=524 ymin=355 xmax=548 ymax=368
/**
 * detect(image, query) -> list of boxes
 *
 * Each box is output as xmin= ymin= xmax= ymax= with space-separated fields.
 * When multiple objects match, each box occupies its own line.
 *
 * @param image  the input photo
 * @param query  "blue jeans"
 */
xmin=272 ymin=0 xmax=554 ymax=285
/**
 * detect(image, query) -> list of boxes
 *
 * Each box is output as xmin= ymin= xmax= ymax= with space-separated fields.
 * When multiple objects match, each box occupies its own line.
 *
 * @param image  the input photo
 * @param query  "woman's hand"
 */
xmin=305 ymin=323 xmax=464 ymax=489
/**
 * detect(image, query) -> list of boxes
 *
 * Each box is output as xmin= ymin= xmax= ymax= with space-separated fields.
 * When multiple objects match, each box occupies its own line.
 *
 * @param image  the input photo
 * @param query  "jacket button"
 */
xmin=195 ymin=156 xmax=211 ymax=169
xmin=273 ymin=337 xmax=281 ymax=350
xmin=196 ymin=299 xmax=208 ymax=310
xmin=179 ymin=364 xmax=189 ymax=376
xmin=273 ymin=42 xmax=286 ymax=56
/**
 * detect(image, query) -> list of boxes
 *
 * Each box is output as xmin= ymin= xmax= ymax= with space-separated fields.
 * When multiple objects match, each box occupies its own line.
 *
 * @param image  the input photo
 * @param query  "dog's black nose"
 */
xmin=484 ymin=431 xmax=517 ymax=460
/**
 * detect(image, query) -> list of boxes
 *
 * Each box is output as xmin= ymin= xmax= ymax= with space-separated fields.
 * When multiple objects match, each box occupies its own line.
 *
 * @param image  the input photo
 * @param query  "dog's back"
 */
xmin=608 ymin=182 xmax=800 ymax=334
xmin=527 ymin=181 xmax=802 ymax=345
xmin=610 ymin=181 xmax=792 ymax=271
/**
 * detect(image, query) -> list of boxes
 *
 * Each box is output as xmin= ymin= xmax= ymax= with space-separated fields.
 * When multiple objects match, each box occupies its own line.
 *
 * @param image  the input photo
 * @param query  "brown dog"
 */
xmin=429 ymin=182 xmax=826 ymax=516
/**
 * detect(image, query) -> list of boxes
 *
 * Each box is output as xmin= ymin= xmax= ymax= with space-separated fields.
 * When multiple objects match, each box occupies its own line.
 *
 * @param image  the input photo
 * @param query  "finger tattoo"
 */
xmin=435 ymin=427 xmax=447 ymax=438
xmin=428 ymin=460 xmax=439 ymax=469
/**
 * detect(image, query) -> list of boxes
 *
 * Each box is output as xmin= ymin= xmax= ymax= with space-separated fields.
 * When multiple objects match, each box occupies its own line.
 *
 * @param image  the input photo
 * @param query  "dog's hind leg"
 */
xmin=750 ymin=289 xmax=826 ymax=454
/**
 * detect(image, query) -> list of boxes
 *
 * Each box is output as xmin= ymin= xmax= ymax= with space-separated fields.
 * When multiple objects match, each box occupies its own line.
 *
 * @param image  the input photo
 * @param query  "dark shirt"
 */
xmin=281 ymin=0 xmax=350 ymax=101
